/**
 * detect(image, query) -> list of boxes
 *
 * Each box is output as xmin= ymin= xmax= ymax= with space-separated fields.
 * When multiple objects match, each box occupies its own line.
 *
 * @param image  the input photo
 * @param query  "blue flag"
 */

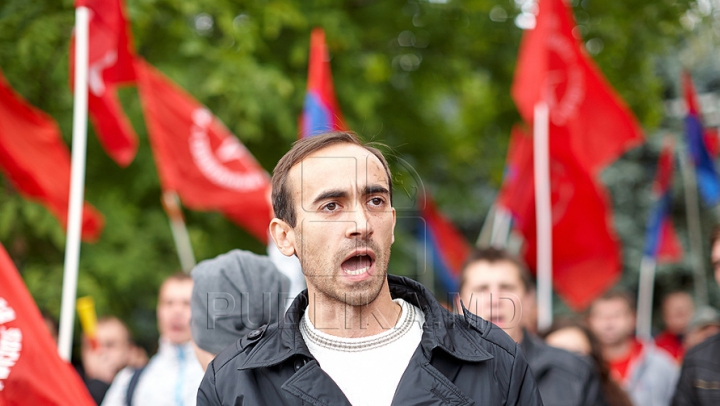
xmin=683 ymin=72 xmax=720 ymax=206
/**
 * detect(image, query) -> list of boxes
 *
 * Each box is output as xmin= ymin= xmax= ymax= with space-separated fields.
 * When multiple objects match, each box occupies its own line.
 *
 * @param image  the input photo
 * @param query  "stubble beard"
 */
xmin=299 ymin=237 xmax=391 ymax=307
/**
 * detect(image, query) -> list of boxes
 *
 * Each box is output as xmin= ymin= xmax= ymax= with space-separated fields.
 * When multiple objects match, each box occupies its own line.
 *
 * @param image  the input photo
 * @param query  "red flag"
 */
xmin=134 ymin=59 xmax=271 ymax=243
xmin=498 ymin=126 xmax=621 ymax=310
xmin=300 ymin=28 xmax=347 ymax=138
xmin=653 ymin=138 xmax=683 ymax=263
xmin=0 ymin=243 xmax=96 ymax=405
xmin=0 ymin=70 xmax=103 ymax=241
xmin=71 ymin=0 xmax=138 ymax=166
xmin=704 ymin=128 xmax=719 ymax=157
xmin=511 ymin=0 xmax=643 ymax=174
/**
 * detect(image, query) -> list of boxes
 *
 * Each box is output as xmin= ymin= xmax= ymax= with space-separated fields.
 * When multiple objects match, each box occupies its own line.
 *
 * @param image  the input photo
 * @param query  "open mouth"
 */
xmin=341 ymin=250 xmax=375 ymax=276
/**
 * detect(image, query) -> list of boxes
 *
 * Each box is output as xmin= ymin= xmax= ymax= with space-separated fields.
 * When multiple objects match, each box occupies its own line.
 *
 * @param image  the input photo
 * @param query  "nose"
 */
xmin=346 ymin=206 xmax=373 ymax=240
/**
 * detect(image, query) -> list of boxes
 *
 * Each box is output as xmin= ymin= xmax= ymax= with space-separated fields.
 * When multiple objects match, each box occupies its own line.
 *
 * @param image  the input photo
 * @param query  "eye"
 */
xmin=368 ymin=197 xmax=385 ymax=207
xmin=322 ymin=202 xmax=338 ymax=212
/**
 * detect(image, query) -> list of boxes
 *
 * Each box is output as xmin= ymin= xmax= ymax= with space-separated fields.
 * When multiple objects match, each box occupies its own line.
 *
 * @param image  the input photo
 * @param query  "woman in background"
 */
xmin=543 ymin=318 xmax=634 ymax=406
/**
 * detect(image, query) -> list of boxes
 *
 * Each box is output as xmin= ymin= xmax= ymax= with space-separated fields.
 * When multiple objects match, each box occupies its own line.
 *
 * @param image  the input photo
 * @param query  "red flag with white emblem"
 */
xmin=511 ymin=0 xmax=643 ymax=175
xmin=0 ymin=70 xmax=103 ymax=241
xmin=71 ymin=0 xmax=138 ymax=166
xmin=134 ymin=59 xmax=271 ymax=242
xmin=0 ymin=242 xmax=96 ymax=405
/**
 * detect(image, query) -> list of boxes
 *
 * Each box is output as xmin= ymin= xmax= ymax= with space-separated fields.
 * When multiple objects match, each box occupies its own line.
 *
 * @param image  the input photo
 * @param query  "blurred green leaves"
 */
xmin=0 ymin=0 xmax=698 ymax=347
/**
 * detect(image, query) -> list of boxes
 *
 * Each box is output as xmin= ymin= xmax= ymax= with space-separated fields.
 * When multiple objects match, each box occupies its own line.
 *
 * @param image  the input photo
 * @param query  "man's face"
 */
xmin=711 ymin=240 xmax=720 ymax=286
xmin=459 ymin=260 xmax=527 ymax=332
xmin=587 ymin=298 xmax=634 ymax=347
xmin=282 ymin=143 xmax=396 ymax=307
xmin=95 ymin=319 xmax=131 ymax=373
xmin=662 ymin=293 xmax=694 ymax=335
xmin=157 ymin=279 xmax=193 ymax=344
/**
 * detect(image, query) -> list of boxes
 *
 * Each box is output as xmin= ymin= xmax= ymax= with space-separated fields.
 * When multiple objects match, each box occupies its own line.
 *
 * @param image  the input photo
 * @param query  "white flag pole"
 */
xmin=58 ymin=6 xmax=90 ymax=360
xmin=491 ymin=207 xmax=512 ymax=248
xmin=162 ymin=191 xmax=196 ymax=272
xmin=534 ymin=102 xmax=553 ymax=332
xmin=476 ymin=204 xmax=496 ymax=248
xmin=636 ymin=255 xmax=657 ymax=341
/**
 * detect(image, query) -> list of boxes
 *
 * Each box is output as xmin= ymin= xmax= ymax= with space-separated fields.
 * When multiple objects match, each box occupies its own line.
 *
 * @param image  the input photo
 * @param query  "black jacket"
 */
xmin=672 ymin=332 xmax=720 ymax=406
xmin=521 ymin=331 xmax=606 ymax=406
xmin=197 ymin=275 xmax=543 ymax=405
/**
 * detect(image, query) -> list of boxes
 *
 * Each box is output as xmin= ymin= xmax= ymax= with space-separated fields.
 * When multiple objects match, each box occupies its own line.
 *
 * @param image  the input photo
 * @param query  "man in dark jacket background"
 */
xmin=197 ymin=131 xmax=543 ymax=405
xmin=672 ymin=225 xmax=720 ymax=405
xmin=459 ymin=247 xmax=606 ymax=406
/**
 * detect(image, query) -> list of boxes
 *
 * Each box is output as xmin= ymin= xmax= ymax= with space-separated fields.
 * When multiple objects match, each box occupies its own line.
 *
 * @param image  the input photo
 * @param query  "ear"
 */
xmin=269 ymin=218 xmax=296 ymax=257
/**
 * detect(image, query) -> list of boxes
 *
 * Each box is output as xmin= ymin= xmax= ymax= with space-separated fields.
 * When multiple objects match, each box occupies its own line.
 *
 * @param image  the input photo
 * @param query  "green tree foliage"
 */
xmin=0 ymin=0 xmax=699 ymax=348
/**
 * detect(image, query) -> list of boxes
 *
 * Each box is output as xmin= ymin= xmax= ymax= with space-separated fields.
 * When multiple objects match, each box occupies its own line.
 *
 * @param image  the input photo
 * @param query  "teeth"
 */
xmin=344 ymin=266 xmax=369 ymax=275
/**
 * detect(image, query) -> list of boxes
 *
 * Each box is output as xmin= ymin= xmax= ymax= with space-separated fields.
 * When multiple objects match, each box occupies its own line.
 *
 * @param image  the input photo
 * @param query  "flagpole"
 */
xmin=476 ymin=204 xmax=496 ymax=248
xmin=162 ymin=191 xmax=196 ymax=272
xmin=58 ymin=6 xmax=90 ymax=361
xmin=636 ymin=256 xmax=657 ymax=341
xmin=491 ymin=207 xmax=512 ymax=248
xmin=534 ymin=101 xmax=553 ymax=332
xmin=678 ymin=144 xmax=709 ymax=307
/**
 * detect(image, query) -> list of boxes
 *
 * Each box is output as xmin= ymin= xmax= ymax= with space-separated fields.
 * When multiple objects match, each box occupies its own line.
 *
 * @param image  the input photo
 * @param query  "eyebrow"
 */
xmin=365 ymin=185 xmax=390 ymax=196
xmin=310 ymin=185 xmax=389 ymax=207
xmin=311 ymin=189 xmax=348 ymax=206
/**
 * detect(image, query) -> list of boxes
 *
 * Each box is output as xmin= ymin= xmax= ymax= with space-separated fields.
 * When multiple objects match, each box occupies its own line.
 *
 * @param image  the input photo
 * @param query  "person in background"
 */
xmin=80 ymin=317 xmax=133 ymax=405
xmin=544 ymin=318 xmax=634 ymax=406
xmin=587 ymin=289 xmax=678 ymax=406
xmin=682 ymin=306 xmax=720 ymax=351
xmin=102 ymin=273 xmax=204 ymax=406
xmin=521 ymin=287 xmax=539 ymax=336
xmin=459 ymin=247 xmax=605 ymax=406
xmin=672 ymin=225 xmax=720 ymax=405
xmin=190 ymin=249 xmax=290 ymax=370
xmin=655 ymin=291 xmax=694 ymax=362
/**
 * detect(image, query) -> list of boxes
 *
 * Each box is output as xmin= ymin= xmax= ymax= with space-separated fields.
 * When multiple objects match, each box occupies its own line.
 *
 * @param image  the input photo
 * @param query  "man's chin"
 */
xmin=336 ymin=280 xmax=385 ymax=306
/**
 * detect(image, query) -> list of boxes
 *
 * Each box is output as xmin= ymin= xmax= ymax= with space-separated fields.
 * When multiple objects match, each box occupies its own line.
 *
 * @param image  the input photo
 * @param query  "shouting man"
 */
xmin=197 ymin=132 xmax=542 ymax=405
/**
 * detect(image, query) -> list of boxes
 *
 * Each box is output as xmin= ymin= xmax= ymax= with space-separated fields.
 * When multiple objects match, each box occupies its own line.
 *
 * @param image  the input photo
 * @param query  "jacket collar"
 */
xmin=237 ymin=275 xmax=493 ymax=370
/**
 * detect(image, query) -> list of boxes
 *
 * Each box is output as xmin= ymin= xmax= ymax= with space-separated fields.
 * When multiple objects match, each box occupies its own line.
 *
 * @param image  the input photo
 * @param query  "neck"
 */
xmin=305 ymin=280 xmax=402 ymax=338
xmin=603 ymin=338 xmax=632 ymax=361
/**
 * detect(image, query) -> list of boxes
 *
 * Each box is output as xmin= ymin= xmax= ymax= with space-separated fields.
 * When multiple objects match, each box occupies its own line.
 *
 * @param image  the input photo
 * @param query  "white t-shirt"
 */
xmin=299 ymin=299 xmax=425 ymax=406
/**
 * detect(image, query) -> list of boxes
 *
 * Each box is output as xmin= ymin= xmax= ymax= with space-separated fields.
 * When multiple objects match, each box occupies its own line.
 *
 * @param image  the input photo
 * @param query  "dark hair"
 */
xmin=589 ymin=288 xmax=636 ymax=313
xmin=542 ymin=318 xmax=634 ymax=406
xmin=459 ymin=247 xmax=534 ymax=293
xmin=271 ymin=131 xmax=393 ymax=227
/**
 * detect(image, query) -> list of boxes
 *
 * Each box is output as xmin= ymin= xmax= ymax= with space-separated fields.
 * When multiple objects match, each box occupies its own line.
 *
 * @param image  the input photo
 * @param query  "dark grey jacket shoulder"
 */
xmin=672 ymin=332 xmax=720 ymax=406
xmin=198 ymin=275 xmax=543 ymax=406
xmin=521 ymin=331 xmax=606 ymax=406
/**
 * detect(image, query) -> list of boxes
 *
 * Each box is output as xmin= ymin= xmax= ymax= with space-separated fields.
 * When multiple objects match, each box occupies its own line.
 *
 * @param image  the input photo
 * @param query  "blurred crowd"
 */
xmin=41 ymin=238 xmax=720 ymax=406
